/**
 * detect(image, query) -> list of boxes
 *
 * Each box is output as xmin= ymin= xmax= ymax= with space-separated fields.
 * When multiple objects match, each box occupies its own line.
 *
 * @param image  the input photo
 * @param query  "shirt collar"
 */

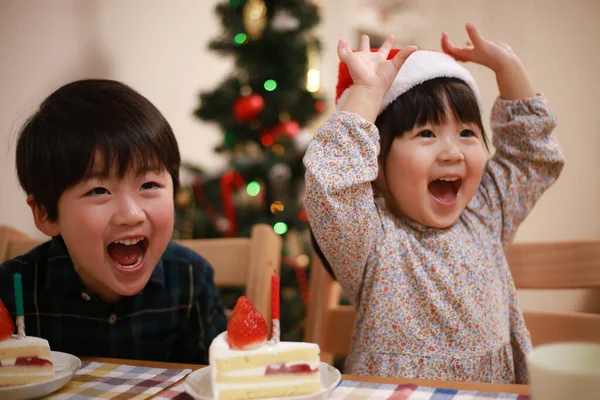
xmin=44 ymin=236 xmax=86 ymax=293
xmin=147 ymin=258 xmax=165 ymax=287
xmin=44 ymin=236 xmax=166 ymax=293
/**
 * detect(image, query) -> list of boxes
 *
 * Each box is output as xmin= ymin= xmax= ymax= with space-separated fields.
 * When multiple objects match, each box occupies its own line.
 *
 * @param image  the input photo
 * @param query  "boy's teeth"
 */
xmin=114 ymin=238 xmax=144 ymax=246
xmin=439 ymin=177 xmax=458 ymax=182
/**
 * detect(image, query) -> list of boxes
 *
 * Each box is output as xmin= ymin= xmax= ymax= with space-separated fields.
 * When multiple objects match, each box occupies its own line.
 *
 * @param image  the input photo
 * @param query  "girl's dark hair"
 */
xmin=310 ymin=229 xmax=336 ymax=280
xmin=312 ymin=77 xmax=487 ymax=280
xmin=16 ymin=79 xmax=180 ymax=221
xmin=375 ymin=77 xmax=488 ymax=172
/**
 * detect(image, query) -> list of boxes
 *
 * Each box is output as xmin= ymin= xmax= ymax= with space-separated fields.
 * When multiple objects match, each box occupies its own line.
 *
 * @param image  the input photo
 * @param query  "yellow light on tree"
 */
xmin=246 ymin=181 xmax=261 ymax=196
xmin=243 ymin=0 xmax=267 ymax=40
xmin=306 ymin=68 xmax=320 ymax=92
xmin=270 ymin=201 xmax=285 ymax=214
xmin=296 ymin=254 xmax=310 ymax=268
xmin=305 ymin=36 xmax=321 ymax=92
xmin=271 ymin=144 xmax=284 ymax=156
xmin=273 ymin=222 xmax=288 ymax=235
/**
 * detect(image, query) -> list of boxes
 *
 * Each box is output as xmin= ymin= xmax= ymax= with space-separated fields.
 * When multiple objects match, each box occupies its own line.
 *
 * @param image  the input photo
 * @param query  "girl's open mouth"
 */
xmin=428 ymin=178 xmax=462 ymax=204
xmin=107 ymin=237 xmax=149 ymax=274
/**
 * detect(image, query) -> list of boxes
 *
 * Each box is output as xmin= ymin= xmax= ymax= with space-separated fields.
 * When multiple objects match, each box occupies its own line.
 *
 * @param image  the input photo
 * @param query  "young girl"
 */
xmin=304 ymin=24 xmax=564 ymax=383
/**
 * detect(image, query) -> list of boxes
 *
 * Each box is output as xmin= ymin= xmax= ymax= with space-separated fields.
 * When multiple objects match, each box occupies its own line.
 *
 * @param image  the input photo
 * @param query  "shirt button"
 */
xmin=81 ymin=292 xmax=91 ymax=301
xmin=108 ymin=314 xmax=117 ymax=324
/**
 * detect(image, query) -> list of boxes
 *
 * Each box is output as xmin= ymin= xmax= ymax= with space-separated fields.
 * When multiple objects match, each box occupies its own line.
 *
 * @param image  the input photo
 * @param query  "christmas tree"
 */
xmin=174 ymin=0 xmax=325 ymax=341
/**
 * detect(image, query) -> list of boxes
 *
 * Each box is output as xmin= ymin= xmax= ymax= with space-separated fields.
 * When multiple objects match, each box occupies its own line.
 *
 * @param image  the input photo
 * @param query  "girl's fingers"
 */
xmin=392 ymin=45 xmax=418 ymax=69
xmin=465 ymin=23 xmax=485 ymax=47
xmin=441 ymin=31 xmax=454 ymax=54
xmin=377 ymin=34 xmax=396 ymax=56
xmin=441 ymin=31 xmax=472 ymax=61
xmin=359 ymin=34 xmax=370 ymax=52
xmin=337 ymin=39 xmax=351 ymax=61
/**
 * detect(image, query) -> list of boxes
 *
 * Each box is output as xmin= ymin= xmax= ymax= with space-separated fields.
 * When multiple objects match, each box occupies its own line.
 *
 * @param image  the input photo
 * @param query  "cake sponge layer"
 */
xmin=0 ymin=346 xmax=52 ymax=361
xmin=216 ymin=371 xmax=319 ymax=384
xmin=218 ymin=382 xmax=321 ymax=400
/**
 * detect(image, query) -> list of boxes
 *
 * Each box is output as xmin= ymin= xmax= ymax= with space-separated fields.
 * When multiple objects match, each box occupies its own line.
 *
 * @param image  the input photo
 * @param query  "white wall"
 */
xmin=1 ymin=0 xmax=599 ymax=310
xmin=0 ymin=0 xmax=230 ymax=237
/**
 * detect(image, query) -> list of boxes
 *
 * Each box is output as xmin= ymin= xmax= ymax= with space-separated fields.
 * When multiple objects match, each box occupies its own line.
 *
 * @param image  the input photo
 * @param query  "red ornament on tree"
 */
xmin=270 ymin=120 xmax=300 ymax=140
xmin=233 ymin=93 xmax=265 ymax=122
xmin=314 ymin=99 xmax=327 ymax=113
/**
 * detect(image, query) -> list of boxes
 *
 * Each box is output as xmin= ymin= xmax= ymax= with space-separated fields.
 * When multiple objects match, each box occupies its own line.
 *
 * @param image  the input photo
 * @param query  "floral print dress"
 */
xmin=303 ymin=95 xmax=564 ymax=383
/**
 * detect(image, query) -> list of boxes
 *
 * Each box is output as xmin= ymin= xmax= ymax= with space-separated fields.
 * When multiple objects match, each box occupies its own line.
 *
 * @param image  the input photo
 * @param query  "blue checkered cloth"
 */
xmin=154 ymin=377 xmax=530 ymax=399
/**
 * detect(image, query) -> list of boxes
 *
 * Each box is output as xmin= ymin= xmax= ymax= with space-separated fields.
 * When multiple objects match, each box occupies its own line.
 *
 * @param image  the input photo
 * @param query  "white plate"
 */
xmin=184 ymin=362 xmax=341 ymax=400
xmin=0 ymin=351 xmax=81 ymax=400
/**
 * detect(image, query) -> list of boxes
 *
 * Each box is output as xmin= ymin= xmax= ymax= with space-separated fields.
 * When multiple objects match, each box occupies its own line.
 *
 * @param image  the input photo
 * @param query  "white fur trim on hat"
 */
xmin=337 ymin=50 xmax=483 ymax=115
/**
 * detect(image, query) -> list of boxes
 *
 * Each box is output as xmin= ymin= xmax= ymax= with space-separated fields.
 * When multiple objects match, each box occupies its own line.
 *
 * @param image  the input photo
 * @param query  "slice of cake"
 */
xmin=0 ymin=299 xmax=54 ymax=387
xmin=0 ymin=335 xmax=54 ymax=386
xmin=209 ymin=296 xmax=321 ymax=400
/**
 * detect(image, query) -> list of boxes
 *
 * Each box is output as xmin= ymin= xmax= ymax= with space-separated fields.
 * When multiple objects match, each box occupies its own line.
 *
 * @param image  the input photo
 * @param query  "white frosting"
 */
xmin=209 ymin=332 xmax=320 ymax=399
xmin=209 ymin=332 xmax=318 ymax=360
xmin=0 ymin=335 xmax=50 ymax=349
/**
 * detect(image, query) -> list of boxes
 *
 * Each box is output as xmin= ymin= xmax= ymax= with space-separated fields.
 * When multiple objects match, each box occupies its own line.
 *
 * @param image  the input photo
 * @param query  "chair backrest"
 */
xmin=0 ymin=224 xmax=281 ymax=325
xmin=304 ymin=240 xmax=600 ymax=364
xmin=0 ymin=225 xmax=33 ymax=263
xmin=177 ymin=224 xmax=281 ymax=322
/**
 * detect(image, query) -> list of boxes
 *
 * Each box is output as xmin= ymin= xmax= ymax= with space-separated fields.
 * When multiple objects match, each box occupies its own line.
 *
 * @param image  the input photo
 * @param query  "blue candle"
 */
xmin=13 ymin=274 xmax=24 ymax=317
xmin=14 ymin=273 xmax=25 ymax=338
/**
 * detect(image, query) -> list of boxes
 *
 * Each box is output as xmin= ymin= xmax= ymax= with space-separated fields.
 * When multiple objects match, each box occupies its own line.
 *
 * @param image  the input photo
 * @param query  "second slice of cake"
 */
xmin=209 ymin=296 xmax=321 ymax=400
xmin=210 ymin=332 xmax=320 ymax=399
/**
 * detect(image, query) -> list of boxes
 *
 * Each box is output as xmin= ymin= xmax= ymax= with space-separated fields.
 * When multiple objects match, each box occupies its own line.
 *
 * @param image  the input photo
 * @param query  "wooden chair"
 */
xmin=0 ymin=224 xmax=281 ymax=325
xmin=304 ymin=240 xmax=600 ymax=365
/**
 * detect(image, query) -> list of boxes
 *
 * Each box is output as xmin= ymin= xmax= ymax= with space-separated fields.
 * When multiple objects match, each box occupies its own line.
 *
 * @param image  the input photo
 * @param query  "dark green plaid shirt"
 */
xmin=0 ymin=236 xmax=226 ymax=364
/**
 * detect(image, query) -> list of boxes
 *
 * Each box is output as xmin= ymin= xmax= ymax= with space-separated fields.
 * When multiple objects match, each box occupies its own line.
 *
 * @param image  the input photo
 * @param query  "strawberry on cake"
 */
xmin=209 ymin=296 xmax=321 ymax=400
xmin=0 ymin=300 xmax=54 ymax=387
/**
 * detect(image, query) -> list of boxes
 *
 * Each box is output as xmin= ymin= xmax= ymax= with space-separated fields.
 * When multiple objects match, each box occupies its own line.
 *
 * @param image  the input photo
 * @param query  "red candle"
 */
xmin=271 ymin=274 xmax=280 ymax=320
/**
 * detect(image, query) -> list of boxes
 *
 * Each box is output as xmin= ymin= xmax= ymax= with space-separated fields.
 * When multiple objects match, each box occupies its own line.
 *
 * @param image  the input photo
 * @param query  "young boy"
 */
xmin=0 ymin=79 xmax=227 ymax=364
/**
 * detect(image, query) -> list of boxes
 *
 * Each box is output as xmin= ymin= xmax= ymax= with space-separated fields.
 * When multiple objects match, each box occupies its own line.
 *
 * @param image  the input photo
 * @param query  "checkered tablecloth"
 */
xmin=154 ymin=379 xmax=530 ymax=399
xmin=153 ymin=382 xmax=189 ymax=400
xmin=48 ymin=361 xmax=192 ymax=399
xmin=329 ymin=381 xmax=530 ymax=399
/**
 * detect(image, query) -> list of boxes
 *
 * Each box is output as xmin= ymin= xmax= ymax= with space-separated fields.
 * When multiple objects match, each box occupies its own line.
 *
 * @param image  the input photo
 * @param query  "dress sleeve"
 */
xmin=304 ymin=111 xmax=385 ymax=303
xmin=471 ymin=95 xmax=565 ymax=245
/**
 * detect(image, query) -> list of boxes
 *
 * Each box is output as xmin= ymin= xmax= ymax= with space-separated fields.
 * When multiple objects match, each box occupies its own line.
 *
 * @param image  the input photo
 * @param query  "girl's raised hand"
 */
xmin=441 ymin=23 xmax=534 ymax=100
xmin=338 ymin=34 xmax=417 ymax=97
xmin=441 ymin=23 xmax=518 ymax=74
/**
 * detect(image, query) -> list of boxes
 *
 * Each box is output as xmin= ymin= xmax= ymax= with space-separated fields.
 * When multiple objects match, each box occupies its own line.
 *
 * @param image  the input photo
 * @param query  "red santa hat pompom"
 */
xmin=335 ymin=49 xmax=483 ymax=115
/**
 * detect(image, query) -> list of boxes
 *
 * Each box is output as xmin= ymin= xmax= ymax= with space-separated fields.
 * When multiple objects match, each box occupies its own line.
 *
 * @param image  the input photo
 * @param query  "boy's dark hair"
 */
xmin=375 ymin=77 xmax=489 ymax=173
xmin=311 ymin=77 xmax=488 ymax=281
xmin=16 ymin=79 xmax=180 ymax=221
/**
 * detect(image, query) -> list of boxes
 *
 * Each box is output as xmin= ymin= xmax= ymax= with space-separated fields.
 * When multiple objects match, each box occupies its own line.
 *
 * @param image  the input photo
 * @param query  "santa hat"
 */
xmin=335 ymin=49 xmax=483 ymax=115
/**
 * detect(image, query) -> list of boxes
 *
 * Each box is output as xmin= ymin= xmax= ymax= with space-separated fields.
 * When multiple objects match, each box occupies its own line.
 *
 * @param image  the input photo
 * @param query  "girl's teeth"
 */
xmin=439 ymin=178 xmax=458 ymax=182
xmin=114 ymin=238 xmax=144 ymax=246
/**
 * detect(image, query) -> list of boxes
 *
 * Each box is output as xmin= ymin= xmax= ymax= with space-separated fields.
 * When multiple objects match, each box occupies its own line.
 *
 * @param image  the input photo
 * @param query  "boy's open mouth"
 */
xmin=428 ymin=177 xmax=462 ymax=203
xmin=107 ymin=237 xmax=149 ymax=270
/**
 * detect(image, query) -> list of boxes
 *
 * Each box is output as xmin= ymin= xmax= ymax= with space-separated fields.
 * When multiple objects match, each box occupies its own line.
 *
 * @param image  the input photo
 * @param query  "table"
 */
xmin=82 ymin=357 xmax=530 ymax=397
